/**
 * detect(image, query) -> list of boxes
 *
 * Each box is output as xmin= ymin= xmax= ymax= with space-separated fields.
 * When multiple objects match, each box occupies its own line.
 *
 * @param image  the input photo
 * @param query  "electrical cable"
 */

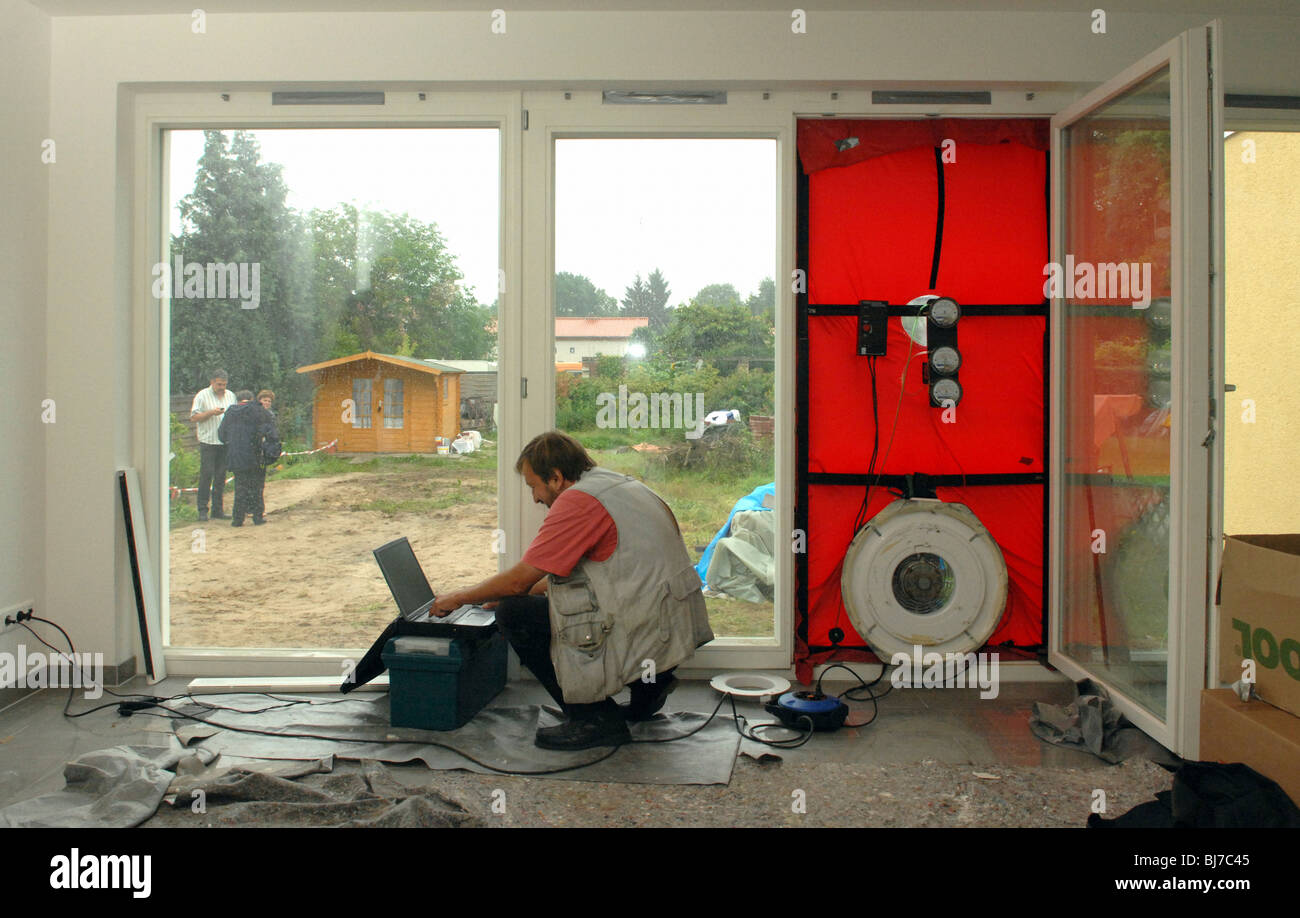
xmin=815 ymin=661 xmax=891 ymax=728
xmin=28 ymin=611 xmax=815 ymax=771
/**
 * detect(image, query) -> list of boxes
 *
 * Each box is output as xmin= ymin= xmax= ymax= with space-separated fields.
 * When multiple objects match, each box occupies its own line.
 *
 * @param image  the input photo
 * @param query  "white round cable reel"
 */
xmin=710 ymin=672 xmax=791 ymax=700
xmin=840 ymin=499 xmax=1008 ymax=659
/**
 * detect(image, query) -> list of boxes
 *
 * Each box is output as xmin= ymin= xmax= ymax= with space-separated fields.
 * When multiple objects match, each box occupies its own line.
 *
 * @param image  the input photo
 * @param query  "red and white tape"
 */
xmin=169 ymin=439 xmax=338 ymax=498
xmin=280 ymin=438 xmax=338 ymax=457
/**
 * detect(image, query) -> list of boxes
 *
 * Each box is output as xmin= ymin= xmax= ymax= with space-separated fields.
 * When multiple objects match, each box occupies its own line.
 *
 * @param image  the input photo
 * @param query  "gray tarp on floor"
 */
xmin=169 ymin=694 xmax=744 ymax=786
xmin=0 ymin=736 xmax=216 ymax=828
xmin=1 ymin=695 xmax=761 ymax=827
xmin=148 ymin=759 xmax=484 ymax=828
xmin=1029 ymin=679 xmax=1178 ymax=765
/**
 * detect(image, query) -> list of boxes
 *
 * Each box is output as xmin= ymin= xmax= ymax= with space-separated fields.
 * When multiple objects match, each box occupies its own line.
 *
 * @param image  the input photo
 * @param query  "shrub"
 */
xmin=169 ymin=414 xmax=200 ymax=491
xmin=658 ymin=423 xmax=772 ymax=481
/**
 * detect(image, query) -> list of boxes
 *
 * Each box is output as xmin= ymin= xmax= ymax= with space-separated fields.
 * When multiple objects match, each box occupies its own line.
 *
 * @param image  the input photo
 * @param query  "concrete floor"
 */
xmin=0 ymin=670 xmax=1135 ymax=815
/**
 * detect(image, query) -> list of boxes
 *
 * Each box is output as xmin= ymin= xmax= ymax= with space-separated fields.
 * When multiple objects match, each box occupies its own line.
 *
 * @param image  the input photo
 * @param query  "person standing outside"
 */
xmin=190 ymin=369 xmax=236 ymax=522
xmin=218 ymin=389 xmax=281 ymax=527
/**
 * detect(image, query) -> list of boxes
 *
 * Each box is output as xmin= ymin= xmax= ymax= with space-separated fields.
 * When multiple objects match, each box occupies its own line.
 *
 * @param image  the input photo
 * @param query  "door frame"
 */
xmin=132 ymin=90 xmax=523 ymax=666
xmin=1047 ymin=23 xmax=1223 ymax=758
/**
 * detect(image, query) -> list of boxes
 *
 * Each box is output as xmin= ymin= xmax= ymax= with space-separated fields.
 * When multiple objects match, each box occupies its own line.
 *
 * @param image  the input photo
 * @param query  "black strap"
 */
xmin=807 ymin=471 xmax=1044 ymax=489
xmin=805 ymin=302 xmax=1047 ymax=317
xmin=929 ymin=145 xmax=945 ymax=289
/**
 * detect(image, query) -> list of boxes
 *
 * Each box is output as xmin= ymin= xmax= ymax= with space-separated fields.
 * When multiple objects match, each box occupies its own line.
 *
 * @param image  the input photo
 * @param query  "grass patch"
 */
xmin=354 ymin=490 xmax=489 ymax=515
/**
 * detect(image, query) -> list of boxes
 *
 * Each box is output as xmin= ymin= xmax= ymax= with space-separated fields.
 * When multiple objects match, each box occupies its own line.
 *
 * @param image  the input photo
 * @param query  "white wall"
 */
xmin=0 ymin=0 xmax=50 ymax=688
xmin=37 ymin=7 xmax=1300 ymax=669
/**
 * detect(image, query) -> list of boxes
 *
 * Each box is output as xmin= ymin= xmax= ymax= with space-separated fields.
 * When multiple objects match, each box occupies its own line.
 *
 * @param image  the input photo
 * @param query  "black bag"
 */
xmin=1088 ymin=761 xmax=1300 ymax=828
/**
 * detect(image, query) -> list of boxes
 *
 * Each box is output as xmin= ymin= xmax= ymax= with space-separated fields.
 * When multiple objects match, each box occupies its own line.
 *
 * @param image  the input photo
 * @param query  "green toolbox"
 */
xmin=382 ymin=631 xmax=508 ymax=730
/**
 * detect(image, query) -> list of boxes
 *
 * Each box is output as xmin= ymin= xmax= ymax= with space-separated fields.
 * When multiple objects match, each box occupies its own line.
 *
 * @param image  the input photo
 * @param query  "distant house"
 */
xmin=296 ymin=351 xmax=464 ymax=453
xmin=554 ymin=316 xmax=649 ymax=362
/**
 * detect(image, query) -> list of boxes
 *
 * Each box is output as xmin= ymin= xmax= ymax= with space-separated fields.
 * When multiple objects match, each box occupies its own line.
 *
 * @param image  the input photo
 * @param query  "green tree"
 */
xmin=655 ymin=299 xmax=774 ymax=375
xmin=693 ymin=282 xmax=742 ymax=308
xmin=745 ymin=276 xmax=776 ymax=322
xmin=169 ymin=130 xmax=315 ymax=437
xmin=309 ymin=203 xmax=495 ymax=361
xmin=556 ymin=271 xmax=618 ymax=316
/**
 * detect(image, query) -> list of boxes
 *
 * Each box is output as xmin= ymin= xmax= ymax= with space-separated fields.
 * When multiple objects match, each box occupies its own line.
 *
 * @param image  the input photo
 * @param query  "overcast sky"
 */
xmin=168 ymin=129 xmax=776 ymax=308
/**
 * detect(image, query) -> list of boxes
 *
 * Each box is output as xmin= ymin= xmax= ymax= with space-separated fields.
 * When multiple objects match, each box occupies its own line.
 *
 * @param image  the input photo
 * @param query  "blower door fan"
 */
xmin=840 ymin=499 xmax=1008 ymax=658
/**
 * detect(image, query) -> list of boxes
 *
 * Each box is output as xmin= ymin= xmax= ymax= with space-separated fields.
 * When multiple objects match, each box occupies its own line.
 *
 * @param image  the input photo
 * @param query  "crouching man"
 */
xmin=433 ymin=431 xmax=713 ymax=751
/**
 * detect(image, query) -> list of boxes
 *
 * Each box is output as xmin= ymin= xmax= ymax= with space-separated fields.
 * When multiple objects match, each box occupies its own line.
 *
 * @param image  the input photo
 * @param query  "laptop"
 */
xmin=372 ymin=537 xmax=497 ymax=635
xmin=340 ymin=537 xmax=498 ymax=693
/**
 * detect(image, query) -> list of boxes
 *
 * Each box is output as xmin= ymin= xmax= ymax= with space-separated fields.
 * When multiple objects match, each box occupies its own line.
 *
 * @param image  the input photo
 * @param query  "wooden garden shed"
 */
xmin=296 ymin=351 xmax=463 ymax=453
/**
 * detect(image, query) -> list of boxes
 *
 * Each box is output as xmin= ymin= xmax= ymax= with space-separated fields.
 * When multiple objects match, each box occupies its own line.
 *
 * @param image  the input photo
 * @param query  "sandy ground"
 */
xmin=168 ymin=470 xmax=499 ymax=649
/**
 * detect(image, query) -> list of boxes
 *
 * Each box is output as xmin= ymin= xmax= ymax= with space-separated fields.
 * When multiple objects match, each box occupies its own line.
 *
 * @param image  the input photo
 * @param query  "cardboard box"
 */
xmin=1200 ymin=689 xmax=1300 ymax=807
xmin=1217 ymin=534 xmax=1300 ymax=718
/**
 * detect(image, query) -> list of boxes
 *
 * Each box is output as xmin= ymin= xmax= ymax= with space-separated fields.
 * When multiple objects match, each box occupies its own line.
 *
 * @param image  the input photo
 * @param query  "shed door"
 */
xmin=351 ymin=377 xmax=375 ymax=451
xmin=378 ymin=376 xmax=407 ymax=452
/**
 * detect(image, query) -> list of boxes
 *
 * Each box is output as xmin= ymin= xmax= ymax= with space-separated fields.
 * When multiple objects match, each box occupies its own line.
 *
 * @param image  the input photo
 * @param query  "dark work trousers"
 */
xmin=231 ymin=466 xmax=266 ymax=523
xmin=494 ymin=594 xmax=675 ymax=719
xmin=197 ymin=442 xmax=229 ymax=515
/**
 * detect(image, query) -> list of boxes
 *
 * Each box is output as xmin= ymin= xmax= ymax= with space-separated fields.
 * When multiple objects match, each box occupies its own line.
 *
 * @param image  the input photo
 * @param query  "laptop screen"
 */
xmin=373 ymin=538 xmax=435 ymax=617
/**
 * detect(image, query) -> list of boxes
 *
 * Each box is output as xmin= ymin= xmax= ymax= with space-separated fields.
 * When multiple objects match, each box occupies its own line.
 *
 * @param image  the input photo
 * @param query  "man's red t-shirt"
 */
xmin=521 ymin=488 xmax=618 ymax=577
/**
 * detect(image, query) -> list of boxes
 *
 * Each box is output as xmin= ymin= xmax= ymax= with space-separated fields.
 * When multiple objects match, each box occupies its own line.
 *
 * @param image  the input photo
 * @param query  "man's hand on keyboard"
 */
xmin=432 ymin=592 xmax=466 ymax=616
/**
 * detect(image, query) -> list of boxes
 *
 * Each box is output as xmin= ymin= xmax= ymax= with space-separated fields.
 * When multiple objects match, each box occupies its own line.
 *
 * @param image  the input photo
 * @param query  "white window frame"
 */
xmin=132 ymin=90 xmax=522 ymax=674
xmin=130 ymin=84 xmax=1094 ymax=680
xmin=1047 ymin=23 xmax=1222 ymax=759
xmin=523 ymin=91 xmax=796 ymax=670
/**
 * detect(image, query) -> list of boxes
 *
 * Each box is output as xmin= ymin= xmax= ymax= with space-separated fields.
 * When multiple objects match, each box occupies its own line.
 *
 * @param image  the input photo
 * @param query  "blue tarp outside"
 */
xmin=694 ymin=482 xmax=775 ymax=588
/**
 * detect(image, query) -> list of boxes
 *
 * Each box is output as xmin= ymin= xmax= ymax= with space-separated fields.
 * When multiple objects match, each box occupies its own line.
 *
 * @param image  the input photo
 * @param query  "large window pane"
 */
xmin=166 ymin=128 xmax=500 ymax=650
xmin=554 ymin=138 xmax=778 ymax=639
xmin=1059 ymin=69 xmax=1172 ymax=716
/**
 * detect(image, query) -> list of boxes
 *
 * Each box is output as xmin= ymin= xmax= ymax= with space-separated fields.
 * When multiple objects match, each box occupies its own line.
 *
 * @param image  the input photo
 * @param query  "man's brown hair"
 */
xmin=515 ymin=430 xmax=595 ymax=483
xmin=257 ymin=389 xmax=275 ymax=403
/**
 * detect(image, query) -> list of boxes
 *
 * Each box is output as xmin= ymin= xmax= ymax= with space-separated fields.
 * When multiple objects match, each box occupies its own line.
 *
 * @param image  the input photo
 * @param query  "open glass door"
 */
xmin=1049 ymin=23 xmax=1223 ymax=758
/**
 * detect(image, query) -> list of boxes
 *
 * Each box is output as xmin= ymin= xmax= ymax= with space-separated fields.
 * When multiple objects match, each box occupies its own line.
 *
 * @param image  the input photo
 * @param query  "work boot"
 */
xmin=622 ymin=672 xmax=678 ymax=722
xmin=535 ymin=705 xmax=631 ymax=751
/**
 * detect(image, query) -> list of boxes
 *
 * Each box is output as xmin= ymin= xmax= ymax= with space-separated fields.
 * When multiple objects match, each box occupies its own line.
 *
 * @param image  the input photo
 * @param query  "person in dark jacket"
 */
xmin=217 ymin=389 xmax=281 ymax=527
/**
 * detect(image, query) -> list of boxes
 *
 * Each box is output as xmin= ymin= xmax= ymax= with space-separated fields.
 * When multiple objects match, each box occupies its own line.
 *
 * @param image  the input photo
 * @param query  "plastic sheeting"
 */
xmin=168 ymin=694 xmax=745 ymax=786
xmin=0 ymin=736 xmax=217 ymax=828
xmin=695 ymin=482 xmax=775 ymax=588
xmin=705 ymin=509 xmax=776 ymax=603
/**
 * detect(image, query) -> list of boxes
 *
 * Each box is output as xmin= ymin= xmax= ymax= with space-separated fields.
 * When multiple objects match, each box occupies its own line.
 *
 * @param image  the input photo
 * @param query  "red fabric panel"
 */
xmin=799 ymin=118 xmax=1049 ymax=175
xmin=809 ymin=142 xmax=1047 ymax=306
xmin=807 ymin=315 xmax=1045 ymax=476
xmin=809 ymin=147 xmax=938 ymax=305
xmin=800 ymin=127 xmax=1050 ymax=679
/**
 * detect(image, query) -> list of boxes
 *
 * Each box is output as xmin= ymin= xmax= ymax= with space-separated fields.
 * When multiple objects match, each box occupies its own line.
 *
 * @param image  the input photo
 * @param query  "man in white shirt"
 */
xmin=190 ymin=369 xmax=237 ymax=522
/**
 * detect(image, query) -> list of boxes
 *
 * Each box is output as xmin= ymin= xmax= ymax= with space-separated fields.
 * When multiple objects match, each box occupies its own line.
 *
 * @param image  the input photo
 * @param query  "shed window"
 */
xmin=352 ymin=378 xmax=372 ymax=428
xmin=384 ymin=378 xmax=404 ymax=429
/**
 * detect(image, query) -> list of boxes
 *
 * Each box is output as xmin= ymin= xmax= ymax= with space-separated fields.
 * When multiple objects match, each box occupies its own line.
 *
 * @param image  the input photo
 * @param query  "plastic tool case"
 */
xmin=382 ymin=631 xmax=508 ymax=730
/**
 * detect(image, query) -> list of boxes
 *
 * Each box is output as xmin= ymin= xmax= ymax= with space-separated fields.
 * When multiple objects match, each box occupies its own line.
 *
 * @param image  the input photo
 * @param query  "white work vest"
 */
xmin=547 ymin=467 xmax=714 ymax=704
